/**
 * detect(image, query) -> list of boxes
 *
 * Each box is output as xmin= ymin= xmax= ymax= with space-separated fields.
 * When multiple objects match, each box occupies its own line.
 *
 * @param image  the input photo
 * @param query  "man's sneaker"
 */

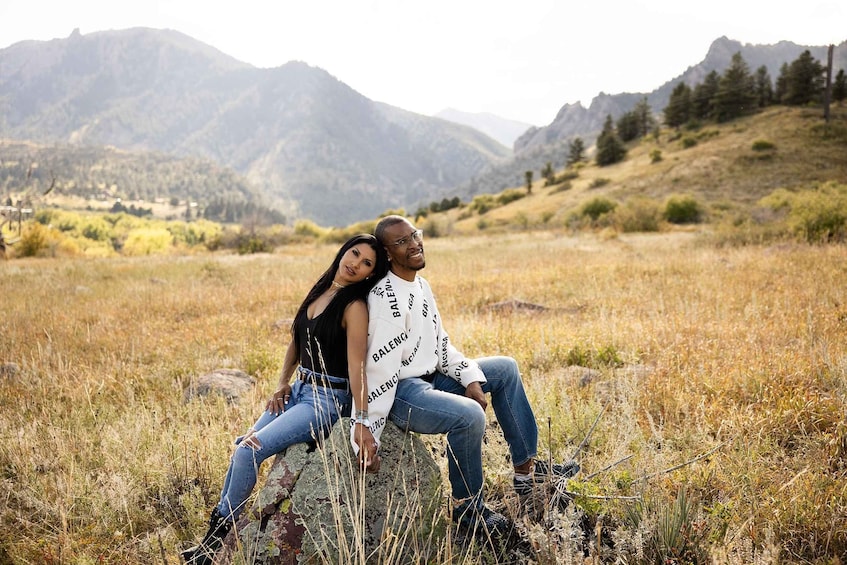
xmin=534 ymin=459 xmax=580 ymax=480
xmin=513 ymin=459 xmax=580 ymax=497
xmin=451 ymin=501 xmax=512 ymax=541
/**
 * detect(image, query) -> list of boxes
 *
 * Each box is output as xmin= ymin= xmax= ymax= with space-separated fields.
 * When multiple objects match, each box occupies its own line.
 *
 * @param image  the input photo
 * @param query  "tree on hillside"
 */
xmin=633 ymin=98 xmax=656 ymax=138
xmin=754 ymin=65 xmax=775 ymax=108
xmin=595 ymin=115 xmax=626 ymax=167
xmin=713 ymin=52 xmax=757 ymax=122
xmin=692 ymin=71 xmax=720 ymax=120
xmin=665 ymin=82 xmax=692 ymax=128
xmin=831 ymin=69 xmax=846 ymax=104
xmin=781 ymin=50 xmax=825 ymax=105
xmin=524 ymin=170 xmax=533 ymax=194
xmin=616 ymin=111 xmax=640 ymax=142
xmin=541 ymin=162 xmax=555 ymax=186
xmin=567 ymin=137 xmax=585 ymax=166
xmin=775 ymin=62 xmax=790 ymax=102
xmin=617 ymin=98 xmax=655 ymax=142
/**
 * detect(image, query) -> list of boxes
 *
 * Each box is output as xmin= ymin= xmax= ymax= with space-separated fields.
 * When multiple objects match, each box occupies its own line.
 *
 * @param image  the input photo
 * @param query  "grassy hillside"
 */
xmin=1 ymin=232 xmax=845 ymax=563
xmin=424 ymin=106 xmax=847 ymax=237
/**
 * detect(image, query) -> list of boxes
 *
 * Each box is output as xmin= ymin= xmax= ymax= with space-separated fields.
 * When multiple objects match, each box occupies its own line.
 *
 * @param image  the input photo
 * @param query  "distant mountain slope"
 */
xmin=0 ymin=139 xmax=259 ymax=206
xmin=0 ymin=28 xmax=510 ymax=225
xmin=434 ymin=108 xmax=532 ymax=149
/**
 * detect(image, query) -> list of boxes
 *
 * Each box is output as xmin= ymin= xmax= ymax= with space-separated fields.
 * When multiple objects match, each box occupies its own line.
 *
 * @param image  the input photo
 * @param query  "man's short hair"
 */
xmin=374 ymin=215 xmax=408 ymax=245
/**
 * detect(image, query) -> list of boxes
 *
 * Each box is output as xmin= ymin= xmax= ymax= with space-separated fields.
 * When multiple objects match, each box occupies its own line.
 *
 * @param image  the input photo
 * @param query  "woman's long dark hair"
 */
xmin=291 ymin=234 xmax=388 ymax=357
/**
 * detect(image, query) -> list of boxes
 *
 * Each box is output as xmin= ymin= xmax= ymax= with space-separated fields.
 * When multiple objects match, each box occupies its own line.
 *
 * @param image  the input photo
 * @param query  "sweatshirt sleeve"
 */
xmin=428 ymin=283 xmax=486 ymax=388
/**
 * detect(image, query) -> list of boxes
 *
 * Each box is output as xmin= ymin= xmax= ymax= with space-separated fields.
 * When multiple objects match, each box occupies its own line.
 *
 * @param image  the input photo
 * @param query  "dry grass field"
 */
xmin=1 ymin=230 xmax=845 ymax=564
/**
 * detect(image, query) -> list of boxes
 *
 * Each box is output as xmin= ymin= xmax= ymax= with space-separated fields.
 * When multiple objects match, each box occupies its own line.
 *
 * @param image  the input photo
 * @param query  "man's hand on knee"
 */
xmin=464 ymin=381 xmax=487 ymax=411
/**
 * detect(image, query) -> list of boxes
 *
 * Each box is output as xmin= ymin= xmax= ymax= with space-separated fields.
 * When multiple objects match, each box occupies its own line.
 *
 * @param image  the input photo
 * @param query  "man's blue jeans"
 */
xmin=215 ymin=374 xmax=351 ymax=521
xmin=388 ymin=356 xmax=538 ymax=503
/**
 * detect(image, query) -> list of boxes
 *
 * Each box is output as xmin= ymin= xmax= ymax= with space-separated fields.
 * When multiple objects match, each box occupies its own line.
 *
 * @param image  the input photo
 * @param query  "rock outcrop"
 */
xmin=183 ymin=368 xmax=255 ymax=404
xmin=219 ymin=419 xmax=442 ymax=564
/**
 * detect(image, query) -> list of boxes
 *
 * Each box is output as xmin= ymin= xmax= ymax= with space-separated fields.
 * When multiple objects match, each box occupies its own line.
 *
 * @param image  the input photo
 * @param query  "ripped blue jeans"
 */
xmin=215 ymin=370 xmax=351 ymax=521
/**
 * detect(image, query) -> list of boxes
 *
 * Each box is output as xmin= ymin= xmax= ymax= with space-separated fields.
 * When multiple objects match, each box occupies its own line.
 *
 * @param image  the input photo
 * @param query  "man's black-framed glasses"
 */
xmin=388 ymin=229 xmax=423 ymax=248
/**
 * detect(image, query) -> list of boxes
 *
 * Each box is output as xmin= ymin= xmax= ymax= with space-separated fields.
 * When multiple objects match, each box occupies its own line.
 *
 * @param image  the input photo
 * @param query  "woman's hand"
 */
xmin=353 ymin=423 xmax=381 ymax=473
xmin=266 ymin=383 xmax=292 ymax=415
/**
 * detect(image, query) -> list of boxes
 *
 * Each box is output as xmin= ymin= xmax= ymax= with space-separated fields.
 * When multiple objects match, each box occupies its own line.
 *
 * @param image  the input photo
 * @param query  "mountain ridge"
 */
xmin=2 ymin=29 xmax=844 ymax=226
xmin=0 ymin=28 xmax=510 ymax=226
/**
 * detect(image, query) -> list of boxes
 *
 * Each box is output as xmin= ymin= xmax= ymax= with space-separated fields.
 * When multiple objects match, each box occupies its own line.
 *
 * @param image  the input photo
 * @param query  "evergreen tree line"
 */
xmin=665 ymin=50 xmax=847 ymax=127
xmin=582 ymin=49 xmax=846 ymax=169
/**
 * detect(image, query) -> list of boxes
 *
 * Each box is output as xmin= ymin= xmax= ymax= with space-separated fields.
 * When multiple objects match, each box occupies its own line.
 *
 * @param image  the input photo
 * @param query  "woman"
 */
xmin=183 ymin=234 xmax=389 ymax=565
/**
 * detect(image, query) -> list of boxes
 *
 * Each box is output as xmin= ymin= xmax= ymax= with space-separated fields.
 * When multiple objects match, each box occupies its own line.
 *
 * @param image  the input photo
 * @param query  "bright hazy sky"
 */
xmin=2 ymin=0 xmax=845 ymax=125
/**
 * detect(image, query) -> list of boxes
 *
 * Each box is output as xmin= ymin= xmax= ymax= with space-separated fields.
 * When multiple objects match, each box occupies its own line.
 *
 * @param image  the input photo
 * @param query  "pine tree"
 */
xmin=616 ymin=111 xmax=640 ymax=142
xmin=775 ymin=62 xmax=790 ymax=102
xmin=633 ymin=97 xmax=655 ymax=137
xmin=692 ymin=71 xmax=720 ymax=120
xmin=595 ymin=115 xmax=626 ymax=166
xmin=541 ymin=162 xmax=555 ymax=185
xmin=783 ymin=50 xmax=825 ymax=105
xmin=713 ymin=52 xmax=757 ymax=122
xmin=833 ymin=69 xmax=847 ymax=104
xmin=754 ymin=65 xmax=774 ymax=108
xmin=567 ymin=137 xmax=585 ymax=166
xmin=665 ymin=82 xmax=692 ymax=128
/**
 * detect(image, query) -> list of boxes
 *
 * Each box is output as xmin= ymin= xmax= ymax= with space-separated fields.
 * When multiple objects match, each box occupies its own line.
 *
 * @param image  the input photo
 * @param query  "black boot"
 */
xmin=182 ymin=508 xmax=233 ymax=564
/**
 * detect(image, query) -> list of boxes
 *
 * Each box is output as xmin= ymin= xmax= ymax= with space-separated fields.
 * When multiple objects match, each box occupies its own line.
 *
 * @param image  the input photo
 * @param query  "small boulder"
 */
xmin=0 ymin=362 xmax=20 ymax=379
xmin=184 ymin=368 xmax=255 ymax=404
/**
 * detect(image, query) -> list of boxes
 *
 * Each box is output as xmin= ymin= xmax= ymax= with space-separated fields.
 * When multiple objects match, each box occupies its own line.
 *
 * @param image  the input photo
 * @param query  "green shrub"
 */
xmin=17 ymin=222 xmax=53 ymax=257
xmin=664 ymin=195 xmax=702 ymax=224
xmin=293 ymin=219 xmax=325 ymax=239
xmin=589 ymin=178 xmax=610 ymax=189
xmin=786 ymin=187 xmax=847 ymax=243
xmin=497 ymin=188 xmax=525 ymax=206
xmin=514 ymin=212 xmax=529 ymax=229
xmin=236 ymin=234 xmax=270 ymax=255
xmin=581 ymin=197 xmax=618 ymax=221
xmin=564 ymin=343 xmax=623 ymax=368
xmin=613 ymin=197 xmax=661 ymax=232
xmin=419 ymin=216 xmax=451 ymax=238
xmin=550 ymin=181 xmax=573 ymax=194
xmin=752 ymin=139 xmax=776 ymax=151
xmin=122 ymin=227 xmax=173 ymax=256
xmin=46 ymin=210 xmax=80 ymax=233
xmin=681 ymin=137 xmax=698 ymax=149
xmin=167 ymin=219 xmax=222 ymax=247
xmin=470 ymin=194 xmax=496 ymax=215
xmin=81 ymin=217 xmax=113 ymax=241
xmin=556 ymin=170 xmax=580 ymax=183
xmin=649 ymin=148 xmax=663 ymax=163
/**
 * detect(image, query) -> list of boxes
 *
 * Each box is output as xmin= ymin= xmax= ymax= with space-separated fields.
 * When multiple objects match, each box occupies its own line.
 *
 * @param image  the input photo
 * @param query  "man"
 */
xmin=356 ymin=215 xmax=579 ymax=539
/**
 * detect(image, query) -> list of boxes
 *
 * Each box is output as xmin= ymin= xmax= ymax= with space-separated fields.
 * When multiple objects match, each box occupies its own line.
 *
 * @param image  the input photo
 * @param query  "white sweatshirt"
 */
xmin=351 ymin=271 xmax=486 ymax=448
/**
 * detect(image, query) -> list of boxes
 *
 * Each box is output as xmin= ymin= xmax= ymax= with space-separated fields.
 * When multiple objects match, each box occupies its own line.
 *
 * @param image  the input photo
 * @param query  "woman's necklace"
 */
xmin=331 ymin=280 xmax=346 ymax=291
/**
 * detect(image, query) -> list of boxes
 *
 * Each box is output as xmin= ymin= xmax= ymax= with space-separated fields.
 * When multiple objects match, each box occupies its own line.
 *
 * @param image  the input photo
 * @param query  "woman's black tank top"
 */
xmin=298 ymin=312 xmax=348 ymax=378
